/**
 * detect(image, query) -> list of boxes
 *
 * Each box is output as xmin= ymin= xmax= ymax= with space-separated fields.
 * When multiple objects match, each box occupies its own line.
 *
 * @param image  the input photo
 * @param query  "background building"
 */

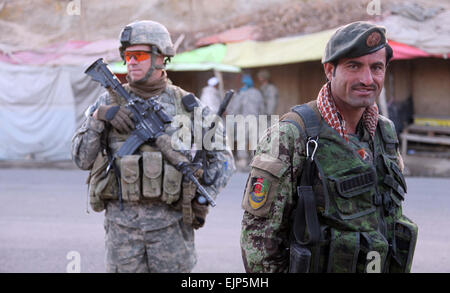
xmin=0 ymin=0 xmax=449 ymax=175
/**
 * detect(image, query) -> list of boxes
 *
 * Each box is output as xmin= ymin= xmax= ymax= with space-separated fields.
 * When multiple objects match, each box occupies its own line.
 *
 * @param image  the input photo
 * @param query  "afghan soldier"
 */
xmin=257 ymin=69 xmax=279 ymax=115
xmin=240 ymin=22 xmax=418 ymax=273
xmin=228 ymin=74 xmax=265 ymax=116
xmin=72 ymin=20 xmax=235 ymax=273
xmin=228 ymin=74 xmax=265 ymax=171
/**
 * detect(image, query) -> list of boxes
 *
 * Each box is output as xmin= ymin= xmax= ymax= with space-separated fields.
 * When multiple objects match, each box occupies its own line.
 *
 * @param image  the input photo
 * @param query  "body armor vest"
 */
xmin=290 ymin=104 xmax=418 ymax=273
xmin=87 ymin=84 xmax=193 ymax=210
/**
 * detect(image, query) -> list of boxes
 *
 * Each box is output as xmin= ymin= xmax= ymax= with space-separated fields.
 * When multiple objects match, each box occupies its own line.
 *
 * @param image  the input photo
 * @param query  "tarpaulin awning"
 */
xmin=222 ymin=29 xmax=336 ymax=68
xmin=0 ymin=39 xmax=120 ymax=66
xmin=221 ymin=28 xmax=447 ymax=68
xmin=389 ymin=40 xmax=435 ymax=60
xmin=0 ymin=63 xmax=104 ymax=160
xmin=2 ymin=14 xmax=448 ymax=73
xmin=167 ymin=43 xmax=240 ymax=72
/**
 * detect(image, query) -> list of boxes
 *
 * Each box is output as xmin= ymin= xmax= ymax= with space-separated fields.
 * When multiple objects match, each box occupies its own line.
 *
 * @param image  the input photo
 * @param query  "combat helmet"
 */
xmin=119 ymin=20 xmax=175 ymax=83
xmin=119 ymin=20 xmax=175 ymax=59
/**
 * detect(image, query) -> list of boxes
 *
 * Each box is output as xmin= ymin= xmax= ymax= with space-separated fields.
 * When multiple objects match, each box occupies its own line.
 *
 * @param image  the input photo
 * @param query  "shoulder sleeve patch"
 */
xmin=242 ymin=154 xmax=289 ymax=217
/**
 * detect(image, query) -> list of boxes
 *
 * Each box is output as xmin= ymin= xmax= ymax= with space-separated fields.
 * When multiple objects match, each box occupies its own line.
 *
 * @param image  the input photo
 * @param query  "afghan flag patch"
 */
xmin=249 ymin=177 xmax=270 ymax=210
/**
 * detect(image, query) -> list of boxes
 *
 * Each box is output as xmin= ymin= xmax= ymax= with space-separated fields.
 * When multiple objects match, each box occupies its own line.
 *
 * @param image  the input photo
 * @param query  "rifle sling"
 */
xmin=102 ymin=124 xmax=124 ymax=210
xmin=289 ymin=104 xmax=321 ymax=247
xmin=293 ymin=159 xmax=321 ymax=246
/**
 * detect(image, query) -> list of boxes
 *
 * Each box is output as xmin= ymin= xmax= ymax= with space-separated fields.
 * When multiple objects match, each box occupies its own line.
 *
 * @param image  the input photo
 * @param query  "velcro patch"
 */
xmin=249 ymin=177 xmax=270 ymax=210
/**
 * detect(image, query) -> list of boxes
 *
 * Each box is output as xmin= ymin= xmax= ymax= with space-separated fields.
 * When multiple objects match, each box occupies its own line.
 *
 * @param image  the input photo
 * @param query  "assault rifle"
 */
xmin=194 ymin=90 xmax=234 ymax=185
xmin=192 ymin=89 xmax=234 ymax=204
xmin=85 ymin=58 xmax=216 ymax=207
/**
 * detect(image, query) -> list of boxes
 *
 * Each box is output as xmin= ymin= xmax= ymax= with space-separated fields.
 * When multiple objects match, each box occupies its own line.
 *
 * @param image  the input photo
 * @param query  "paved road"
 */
xmin=0 ymin=168 xmax=449 ymax=273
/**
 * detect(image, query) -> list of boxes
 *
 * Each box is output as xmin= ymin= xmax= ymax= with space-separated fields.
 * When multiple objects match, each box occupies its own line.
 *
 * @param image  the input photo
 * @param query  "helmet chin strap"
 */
xmin=134 ymin=46 xmax=165 ymax=84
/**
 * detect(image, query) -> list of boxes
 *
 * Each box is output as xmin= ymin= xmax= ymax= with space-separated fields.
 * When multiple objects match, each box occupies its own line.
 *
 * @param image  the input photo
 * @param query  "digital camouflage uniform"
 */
xmin=260 ymin=83 xmax=278 ymax=115
xmin=228 ymin=86 xmax=265 ymax=166
xmin=228 ymin=87 xmax=265 ymax=117
xmin=240 ymin=22 xmax=418 ymax=273
xmin=72 ymin=20 xmax=235 ymax=273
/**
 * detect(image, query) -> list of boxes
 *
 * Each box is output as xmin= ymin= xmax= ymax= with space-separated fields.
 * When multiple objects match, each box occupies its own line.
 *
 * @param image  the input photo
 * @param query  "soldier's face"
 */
xmin=125 ymin=44 xmax=164 ymax=81
xmin=325 ymin=48 xmax=386 ymax=110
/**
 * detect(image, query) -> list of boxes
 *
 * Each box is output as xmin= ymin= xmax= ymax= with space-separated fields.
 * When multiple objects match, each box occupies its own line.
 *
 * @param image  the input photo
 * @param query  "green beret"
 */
xmin=322 ymin=21 xmax=388 ymax=64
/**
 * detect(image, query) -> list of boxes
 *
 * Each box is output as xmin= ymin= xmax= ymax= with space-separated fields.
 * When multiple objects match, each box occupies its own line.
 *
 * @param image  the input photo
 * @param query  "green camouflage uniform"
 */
xmin=240 ymin=101 xmax=417 ymax=273
xmin=72 ymin=83 xmax=235 ymax=273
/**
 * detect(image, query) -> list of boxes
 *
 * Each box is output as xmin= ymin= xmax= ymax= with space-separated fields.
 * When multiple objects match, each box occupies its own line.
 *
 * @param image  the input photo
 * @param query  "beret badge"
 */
xmin=366 ymin=31 xmax=382 ymax=48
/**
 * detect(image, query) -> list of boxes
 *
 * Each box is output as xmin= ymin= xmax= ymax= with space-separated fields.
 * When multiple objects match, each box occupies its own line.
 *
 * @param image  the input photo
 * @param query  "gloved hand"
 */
xmin=95 ymin=105 xmax=135 ymax=134
xmin=194 ymin=168 xmax=204 ymax=180
xmin=192 ymin=199 xmax=209 ymax=229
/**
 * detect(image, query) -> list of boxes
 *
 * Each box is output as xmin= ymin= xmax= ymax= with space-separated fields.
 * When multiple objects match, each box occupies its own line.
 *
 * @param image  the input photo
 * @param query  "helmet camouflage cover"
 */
xmin=119 ymin=20 xmax=175 ymax=60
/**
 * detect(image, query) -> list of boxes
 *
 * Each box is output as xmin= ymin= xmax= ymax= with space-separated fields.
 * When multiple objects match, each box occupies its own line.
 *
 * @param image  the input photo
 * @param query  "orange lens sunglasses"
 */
xmin=124 ymin=51 xmax=152 ymax=62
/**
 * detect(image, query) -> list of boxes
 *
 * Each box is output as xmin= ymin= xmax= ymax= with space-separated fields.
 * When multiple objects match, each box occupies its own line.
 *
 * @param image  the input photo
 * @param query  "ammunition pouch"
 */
xmin=162 ymin=161 xmax=183 ymax=204
xmin=116 ymin=151 xmax=183 ymax=204
xmin=380 ymin=154 xmax=407 ymax=217
xmin=88 ymin=148 xmax=184 ymax=207
xmin=358 ymin=231 xmax=389 ymax=273
xmin=87 ymin=151 xmax=118 ymax=212
xmin=298 ymin=227 xmax=391 ymax=273
xmin=389 ymin=215 xmax=418 ymax=273
xmin=120 ymin=155 xmax=141 ymax=202
xmin=327 ymin=229 xmax=391 ymax=273
xmin=179 ymin=179 xmax=210 ymax=230
xmin=142 ymin=151 xmax=163 ymax=198
xmin=326 ymin=229 xmax=360 ymax=273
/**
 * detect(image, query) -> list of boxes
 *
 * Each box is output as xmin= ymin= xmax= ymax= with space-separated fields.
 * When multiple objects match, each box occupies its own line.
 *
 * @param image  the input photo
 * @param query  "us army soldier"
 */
xmin=257 ymin=69 xmax=278 ymax=116
xmin=228 ymin=74 xmax=265 ymax=171
xmin=72 ymin=20 xmax=235 ymax=273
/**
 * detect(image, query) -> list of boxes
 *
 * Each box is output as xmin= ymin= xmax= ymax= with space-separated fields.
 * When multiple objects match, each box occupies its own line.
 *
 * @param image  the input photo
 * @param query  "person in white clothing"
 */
xmin=200 ymin=77 xmax=221 ymax=113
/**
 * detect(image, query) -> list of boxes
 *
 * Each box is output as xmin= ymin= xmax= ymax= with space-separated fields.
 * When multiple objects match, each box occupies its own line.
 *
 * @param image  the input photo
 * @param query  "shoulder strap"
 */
xmin=290 ymin=104 xmax=321 ymax=138
xmin=280 ymin=112 xmax=306 ymax=141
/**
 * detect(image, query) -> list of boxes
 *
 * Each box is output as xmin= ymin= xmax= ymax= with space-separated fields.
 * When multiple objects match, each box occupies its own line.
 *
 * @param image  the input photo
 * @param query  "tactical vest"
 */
xmin=289 ymin=104 xmax=418 ymax=273
xmin=87 ymin=84 xmax=194 ymax=212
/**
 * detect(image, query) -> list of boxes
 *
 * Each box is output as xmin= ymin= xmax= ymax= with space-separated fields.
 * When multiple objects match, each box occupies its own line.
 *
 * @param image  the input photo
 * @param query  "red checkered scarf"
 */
xmin=316 ymin=82 xmax=379 ymax=142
